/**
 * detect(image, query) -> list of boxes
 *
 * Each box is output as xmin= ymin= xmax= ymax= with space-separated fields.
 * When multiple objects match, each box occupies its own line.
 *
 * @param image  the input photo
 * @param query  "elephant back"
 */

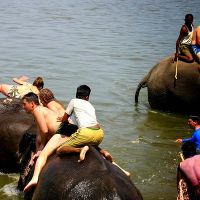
xmin=145 ymin=56 xmax=200 ymax=113
xmin=23 ymin=146 xmax=143 ymax=200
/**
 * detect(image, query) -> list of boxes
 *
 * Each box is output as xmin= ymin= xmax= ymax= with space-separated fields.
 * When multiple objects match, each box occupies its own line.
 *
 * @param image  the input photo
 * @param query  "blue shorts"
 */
xmin=191 ymin=45 xmax=200 ymax=55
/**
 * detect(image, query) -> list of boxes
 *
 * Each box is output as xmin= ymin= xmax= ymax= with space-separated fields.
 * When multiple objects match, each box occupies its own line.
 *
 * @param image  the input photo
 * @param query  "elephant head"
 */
xmin=135 ymin=56 xmax=200 ymax=114
xmin=0 ymin=98 xmax=38 ymax=173
xmin=18 ymin=139 xmax=143 ymax=200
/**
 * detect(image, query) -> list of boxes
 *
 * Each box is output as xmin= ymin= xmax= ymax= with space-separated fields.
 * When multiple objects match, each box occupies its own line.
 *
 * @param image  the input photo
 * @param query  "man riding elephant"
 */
xmin=135 ymin=55 xmax=200 ymax=114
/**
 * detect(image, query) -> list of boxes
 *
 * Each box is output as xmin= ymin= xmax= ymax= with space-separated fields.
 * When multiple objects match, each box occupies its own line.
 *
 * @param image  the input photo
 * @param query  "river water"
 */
xmin=0 ymin=0 xmax=200 ymax=199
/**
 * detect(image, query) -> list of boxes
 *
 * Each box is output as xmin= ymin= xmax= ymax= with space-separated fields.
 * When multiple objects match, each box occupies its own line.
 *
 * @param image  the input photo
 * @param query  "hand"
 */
xmin=176 ymin=138 xmax=183 ymax=143
xmin=57 ymin=116 xmax=63 ymax=122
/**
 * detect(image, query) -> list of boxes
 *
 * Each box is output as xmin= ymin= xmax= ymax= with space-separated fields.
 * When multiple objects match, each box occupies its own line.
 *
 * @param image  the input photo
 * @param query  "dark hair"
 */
xmin=181 ymin=141 xmax=196 ymax=159
xmin=76 ymin=85 xmax=91 ymax=99
xmin=189 ymin=115 xmax=200 ymax=125
xmin=185 ymin=14 xmax=193 ymax=22
xmin=39 ymin=88 xmax=55 ymax=106
xmin=22 ymin=92 xmax=40 ymax=105
xmin=33 ymin=77 xmax=44 ymax=90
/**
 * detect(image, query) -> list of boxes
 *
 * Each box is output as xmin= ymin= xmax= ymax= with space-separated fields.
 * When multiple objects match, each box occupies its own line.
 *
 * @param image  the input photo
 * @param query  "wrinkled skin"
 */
xmin=135 ymin=56 xmax=200 ymax=114
xmin=0 ymin=98 xmax=37 ymax=172
xmin=18 ymin=134 xmax=143 ymax=200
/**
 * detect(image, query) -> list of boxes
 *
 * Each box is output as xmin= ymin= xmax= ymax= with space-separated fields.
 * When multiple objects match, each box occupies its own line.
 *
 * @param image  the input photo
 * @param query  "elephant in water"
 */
xmin=18 ymin=134 xmax=143 ymax=200
xmin=135 ymin=56 xmax=200 ymax=114
xmin=0 ymin=98 xmax=38 ymax=173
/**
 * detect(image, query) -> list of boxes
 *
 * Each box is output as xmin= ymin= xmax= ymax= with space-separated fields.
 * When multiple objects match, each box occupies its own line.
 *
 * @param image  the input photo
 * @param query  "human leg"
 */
xmin=56 ymin=145 xmax=89 ymax=162
xmin=57 ymin=128 xmax=103 ymax=162
xmin=23 ymin=134 xmax=68 ymax=192
xmin=95 ymin=146 xmax=113 ymax=162
xmin=56 ymin=146 xmax=82 ymax=155
xmin=191 ymin=45 xmax=200 ymax=64
xmin=178 ymin=45 xmax=194 ymax=63
xmin=94 ymin=146 xmax=130 ymax=176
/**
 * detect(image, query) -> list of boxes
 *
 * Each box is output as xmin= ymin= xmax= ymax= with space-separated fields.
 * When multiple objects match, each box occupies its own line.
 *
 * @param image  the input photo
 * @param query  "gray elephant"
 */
xmin=0 ymin=98 xmax=38 ymax=172
xmin=17 ymin=133 xmax=143 ymax=200
xmin=135 ymin=56 xmax=200 ymax=114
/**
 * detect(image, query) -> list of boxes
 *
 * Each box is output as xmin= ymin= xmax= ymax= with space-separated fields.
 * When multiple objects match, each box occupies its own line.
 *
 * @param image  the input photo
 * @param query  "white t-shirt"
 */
xmin=66 ymin=98 xmax=98 ymax=128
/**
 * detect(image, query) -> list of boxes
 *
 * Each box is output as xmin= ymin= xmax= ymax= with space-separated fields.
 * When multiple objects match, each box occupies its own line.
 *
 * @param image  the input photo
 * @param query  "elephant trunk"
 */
xmin=135 ymin=63 xmax=159 ymax=103
xmin=17 ymin=132 xmax=36 ymax=191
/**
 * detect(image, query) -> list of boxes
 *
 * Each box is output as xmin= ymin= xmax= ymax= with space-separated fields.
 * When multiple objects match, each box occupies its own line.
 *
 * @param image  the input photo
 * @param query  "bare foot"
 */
xmin=23 ymin=178 xmax=38 ymax=192
xmin=78 ymin=146 xmax=89 ymax=162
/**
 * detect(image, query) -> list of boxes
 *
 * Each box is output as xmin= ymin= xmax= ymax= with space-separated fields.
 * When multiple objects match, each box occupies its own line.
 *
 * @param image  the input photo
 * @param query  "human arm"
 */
xmin=95 ymin=146 xmax=113 ymax=162
xmin=33 ymin=108 xmax=49 ymax=148
xmin=13 ymin=76 xmax=29 ymax=85
xmin=57 ymin=112 xmax=70 ymax=123
xmin=182 ymin=131 xmax=197 ymax=144
xmin=57 ymin=99 xmax=73 ymax=123
xmin=176 ymin=138 xmax=183 ymax=143
xmin=176 ymin=131 xmax=196 ymax=144
xmin=175 ymin=25 xmax=188 ymax=59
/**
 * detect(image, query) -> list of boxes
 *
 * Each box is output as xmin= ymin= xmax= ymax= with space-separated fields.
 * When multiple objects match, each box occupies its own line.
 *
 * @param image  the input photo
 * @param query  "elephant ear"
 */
xmin=18 ymin=132 xmax=36 ymax=156
xmin=17 ymin=132 xmax=36 ymax=191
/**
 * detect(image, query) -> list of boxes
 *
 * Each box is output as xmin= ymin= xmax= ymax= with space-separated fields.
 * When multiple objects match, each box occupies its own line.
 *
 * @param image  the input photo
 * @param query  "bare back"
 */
xmin=33 ymin=106 xmax=61 ymax=145
xmin=47 ymin=101 xmax=65 ymax=117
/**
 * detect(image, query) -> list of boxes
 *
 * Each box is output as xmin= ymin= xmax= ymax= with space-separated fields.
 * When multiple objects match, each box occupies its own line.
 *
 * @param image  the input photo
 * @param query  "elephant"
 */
xmin=0 ymin=98 xmax=38 ymax=173
xmin=135 ymin=55 xmax=200 ymax=114
xmin=17 ymin=133 xmax=143 ymax=200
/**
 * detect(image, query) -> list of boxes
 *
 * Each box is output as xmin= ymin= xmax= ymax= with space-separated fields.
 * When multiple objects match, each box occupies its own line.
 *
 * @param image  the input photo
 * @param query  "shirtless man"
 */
xmin=191 ymin=26 xmax=200 ymax=63
xmin=22 ymin=92 xmax=88 ymax=157
xmin=0 ymin=76 xmax=44 ymax=99
xmin=22 ymin=92 xmax=61 ymax=152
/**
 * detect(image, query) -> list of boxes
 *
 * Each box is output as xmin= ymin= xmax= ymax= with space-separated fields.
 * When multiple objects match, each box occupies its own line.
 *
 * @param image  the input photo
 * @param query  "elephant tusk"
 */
xmin=175 ymin=58 xmax=179 ymax=80
xmin=112 ymin=161 xmax=131 ymax=177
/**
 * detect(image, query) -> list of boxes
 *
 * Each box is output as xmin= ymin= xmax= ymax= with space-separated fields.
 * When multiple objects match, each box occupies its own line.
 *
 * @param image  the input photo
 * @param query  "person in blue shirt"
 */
xmin=176 ymin=115 xmax=200 ymax=151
